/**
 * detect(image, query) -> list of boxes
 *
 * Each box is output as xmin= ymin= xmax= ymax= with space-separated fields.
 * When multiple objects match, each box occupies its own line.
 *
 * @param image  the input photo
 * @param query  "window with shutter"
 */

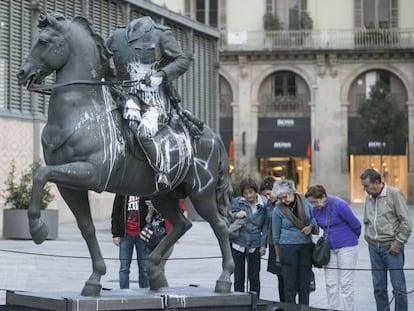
xmin=6 ymin=0 xmax=32 ymax=114
xmin=355 ymin=0 xmax=397 ymax=29
xmin=0 ymin=2 xmax=10 ymax=110
xmin=185 ymin=0 xmax=220 ymax=28
xmin=274 ymin=0 xmax=307 ymax=30
xmin=354 ymin=0 xmax=363 ymax=28
xmin=89 ymin=0 xmax=124 ymax=39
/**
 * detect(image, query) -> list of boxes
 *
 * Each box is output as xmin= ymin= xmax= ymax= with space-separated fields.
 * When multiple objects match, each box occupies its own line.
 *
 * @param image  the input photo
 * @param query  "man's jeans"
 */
xmin=368 ymin=243 xmax=407 ymax=311
xmin=119 ymin=235 xmax=149 ymax=289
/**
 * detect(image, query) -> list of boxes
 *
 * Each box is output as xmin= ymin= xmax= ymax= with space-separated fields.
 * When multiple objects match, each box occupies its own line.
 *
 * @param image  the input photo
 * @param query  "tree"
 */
xmin=358 ymin=80 xmax=408 ymax=175
xmin=3 ymin=160 xmax=54 ymax=210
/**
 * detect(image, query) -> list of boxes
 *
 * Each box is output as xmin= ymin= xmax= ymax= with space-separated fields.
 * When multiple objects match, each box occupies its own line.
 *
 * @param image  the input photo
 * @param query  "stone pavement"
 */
xmin=0 ymin=204 xmax=413 ymax=310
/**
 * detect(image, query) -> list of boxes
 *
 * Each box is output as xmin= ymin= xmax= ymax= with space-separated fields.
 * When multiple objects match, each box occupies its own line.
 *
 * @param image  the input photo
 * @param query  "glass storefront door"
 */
xmin=349 ymin=154 xmax=408 ymax=203
xmin=258 ymin=157 xmax=310 ymax=194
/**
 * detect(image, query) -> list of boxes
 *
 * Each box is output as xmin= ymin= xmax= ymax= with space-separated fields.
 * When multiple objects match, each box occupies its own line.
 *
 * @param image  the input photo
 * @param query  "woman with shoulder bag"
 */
xmin=231 ymin=177 xmax=269 ymax=299
xmin=271 ymin=180 xmax=318 ymax=306
xmin=305 ymin=185 xmax=361 ymax=311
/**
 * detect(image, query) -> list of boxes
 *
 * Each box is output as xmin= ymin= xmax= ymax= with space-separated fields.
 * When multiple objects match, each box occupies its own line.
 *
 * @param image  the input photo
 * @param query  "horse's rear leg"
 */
xmin=58 ymin=186 xmax=106 ymax=297
xmin=147 ymin=196 xmax=192 ymax=290
xmin=190 ymin=196 xmax=234 ymax=293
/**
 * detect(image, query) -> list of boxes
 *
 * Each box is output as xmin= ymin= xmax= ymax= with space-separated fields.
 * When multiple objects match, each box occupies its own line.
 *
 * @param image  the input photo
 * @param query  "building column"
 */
xmin=407 ymin=101 xmax=414 ymax=203
xmin=233 ymin=56 xmax=258 ymax=173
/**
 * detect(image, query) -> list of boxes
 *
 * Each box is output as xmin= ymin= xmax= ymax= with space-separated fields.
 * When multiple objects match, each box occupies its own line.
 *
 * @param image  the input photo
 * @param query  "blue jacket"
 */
xmin=272 ymin=193 xmax=317 ymax=245
xmin=231 ymin=195 xmax=269 ymax=248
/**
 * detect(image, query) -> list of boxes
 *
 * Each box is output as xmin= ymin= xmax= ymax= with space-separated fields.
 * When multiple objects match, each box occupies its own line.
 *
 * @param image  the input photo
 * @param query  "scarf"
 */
xmin=278 ymin=193 xmax=306 ymax=230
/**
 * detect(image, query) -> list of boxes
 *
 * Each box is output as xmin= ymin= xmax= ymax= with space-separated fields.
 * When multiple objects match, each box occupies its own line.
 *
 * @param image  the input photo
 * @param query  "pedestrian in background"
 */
xmin=231 ymin=177 xmax=269 ymax=299
xmin=260 ymin=176 xmax=285 ymax=303
xmin=360 ymin=169 xmax=412 ymax=311
xmin=111 ymin=195 xmax=150 ymax=289
xmin=306 ymin=184 xmax=361 ymax=311
xmin=272 ymin=180 xmax=317 ymax=306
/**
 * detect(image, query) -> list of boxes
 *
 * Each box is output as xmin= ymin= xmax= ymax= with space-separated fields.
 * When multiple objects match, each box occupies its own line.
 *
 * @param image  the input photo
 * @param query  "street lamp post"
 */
xmin=312 ymin=84 xmax=319 ymax=184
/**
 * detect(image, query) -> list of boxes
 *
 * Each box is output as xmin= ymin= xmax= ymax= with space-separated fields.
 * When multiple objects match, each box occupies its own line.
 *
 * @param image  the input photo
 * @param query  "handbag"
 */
xmin=228 ymin=219 xmax=245 ymax=240
xmin=312 ymin=197 xmax=334 ymax=268
xmin=312 ymin=237 xmax=331 ymax=268
xmin=140 ymin=220 xmax=167 ymax=251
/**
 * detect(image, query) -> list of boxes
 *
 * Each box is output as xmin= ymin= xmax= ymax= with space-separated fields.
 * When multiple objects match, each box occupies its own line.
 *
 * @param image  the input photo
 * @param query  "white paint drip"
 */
xmin=168 ymin=294 xmax=187 ymax=308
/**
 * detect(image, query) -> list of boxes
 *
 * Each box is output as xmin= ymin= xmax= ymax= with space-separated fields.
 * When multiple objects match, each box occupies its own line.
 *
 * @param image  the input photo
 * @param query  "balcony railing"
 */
xmin=221 ymin=28 xmax=414 ymax=51
xmin=260 ymin=94 xmax=309 ymax=114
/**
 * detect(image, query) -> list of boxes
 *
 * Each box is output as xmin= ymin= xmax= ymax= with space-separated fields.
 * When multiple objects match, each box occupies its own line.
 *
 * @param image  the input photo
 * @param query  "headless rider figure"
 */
xmin=106 ymin=16 xmax=191 ymax=191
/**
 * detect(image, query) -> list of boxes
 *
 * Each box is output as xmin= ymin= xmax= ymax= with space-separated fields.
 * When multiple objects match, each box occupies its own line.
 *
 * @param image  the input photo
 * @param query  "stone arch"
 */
xmin=252 ymin=65 xmax=314 ymax=117
xmin=218 ymin=74 xmax=234 ymax=117
xmin=340 ymin=64 xmax=414 ymax=105
xmin=251 ymin=65 xmax=314 ymax=104
xmin=218 ymin=69 xmax=238 ymax=103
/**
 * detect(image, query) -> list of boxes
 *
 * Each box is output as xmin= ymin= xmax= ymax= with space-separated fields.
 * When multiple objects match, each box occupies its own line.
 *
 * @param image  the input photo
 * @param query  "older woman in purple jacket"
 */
xmin=305 ymin=185 xmax=361 ymax=311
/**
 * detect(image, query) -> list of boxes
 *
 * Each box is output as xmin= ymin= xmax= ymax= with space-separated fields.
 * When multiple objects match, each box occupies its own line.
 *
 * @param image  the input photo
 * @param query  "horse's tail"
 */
xmin=215 ymin=134 xmax=233 ymax=225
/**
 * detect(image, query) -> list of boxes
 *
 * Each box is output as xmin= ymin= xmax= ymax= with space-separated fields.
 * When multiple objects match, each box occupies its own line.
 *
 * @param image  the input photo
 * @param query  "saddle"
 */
xmin=124 ymin=116 xmax=193 ymax=189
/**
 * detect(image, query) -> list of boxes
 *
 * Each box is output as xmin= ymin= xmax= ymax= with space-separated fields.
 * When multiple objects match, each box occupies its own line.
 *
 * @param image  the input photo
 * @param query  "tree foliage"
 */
xmin=357 ymin=80 xmax=408 ymax=155
xmin=3 ymin=160 xmax=54 ymax=210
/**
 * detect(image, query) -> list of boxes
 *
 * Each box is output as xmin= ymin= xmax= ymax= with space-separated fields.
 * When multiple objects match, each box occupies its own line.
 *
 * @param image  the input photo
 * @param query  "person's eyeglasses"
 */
xmin=277 ymin=193 xmax=291 ymax=201
xmin=309 ymin=198 xmax=322 ymax=204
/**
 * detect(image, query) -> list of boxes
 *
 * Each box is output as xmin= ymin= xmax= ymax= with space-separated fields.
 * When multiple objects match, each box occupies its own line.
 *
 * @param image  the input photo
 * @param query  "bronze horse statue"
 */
xmin=17 ymin=12 xmax=234 ymax=297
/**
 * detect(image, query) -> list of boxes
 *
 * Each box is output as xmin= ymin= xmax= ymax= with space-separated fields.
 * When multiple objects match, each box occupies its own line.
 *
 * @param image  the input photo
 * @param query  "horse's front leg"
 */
xmin=28 ymin=162 xmax=100 ymax=244
xmin=58 ymin=186 xmax=106 ymax=297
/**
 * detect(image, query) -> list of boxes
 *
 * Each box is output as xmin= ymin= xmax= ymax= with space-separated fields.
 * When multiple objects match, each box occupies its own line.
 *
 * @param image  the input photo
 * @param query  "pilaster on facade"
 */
xmin=408 ymin=101 xmax=414 ymax=172
xmin=328 ymin=54 xmax=338 ymax=77
xmin=316 ymin=54 xmax=326 ymax=77
xmin=238 ymin=56 xmax=248 ymax=79
xmin=340 ymin=101 xmax=350 ymax=173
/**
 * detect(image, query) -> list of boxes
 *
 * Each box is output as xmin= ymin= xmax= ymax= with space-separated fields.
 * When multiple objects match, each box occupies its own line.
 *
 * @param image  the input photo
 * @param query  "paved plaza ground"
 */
xmin=0 ymin=204 xmax=413 ymax=310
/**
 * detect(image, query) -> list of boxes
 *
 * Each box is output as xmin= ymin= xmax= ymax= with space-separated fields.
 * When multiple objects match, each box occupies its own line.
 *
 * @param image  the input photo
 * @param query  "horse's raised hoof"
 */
xmin=30 ymin=220 xmax=48 ymax=245
xmin=81 ymin=280 xmax=102 ymax=297
xmin=149 ymin=272 xmax=169 ymax=290
xmin=215 ymin=280 xmax=232 ymax=293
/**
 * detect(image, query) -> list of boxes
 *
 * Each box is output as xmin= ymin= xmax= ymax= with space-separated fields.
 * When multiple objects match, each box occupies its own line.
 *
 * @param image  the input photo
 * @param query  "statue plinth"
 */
xmin=3 ymin=287 xmax=257 ymax=311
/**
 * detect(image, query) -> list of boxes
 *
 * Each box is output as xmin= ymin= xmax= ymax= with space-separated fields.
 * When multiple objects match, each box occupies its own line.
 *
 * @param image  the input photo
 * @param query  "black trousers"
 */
xmin=231 ymin=246 xmax=261 ymax=299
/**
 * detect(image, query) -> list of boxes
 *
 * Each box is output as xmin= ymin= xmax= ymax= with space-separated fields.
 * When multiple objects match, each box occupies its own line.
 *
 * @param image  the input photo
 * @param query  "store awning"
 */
xmin=219 ymin=117 xmax=233 ymax=154
xmin=256 ymin=118 xmax=310 ymax=158
xmin=348 ymin=117 xmax=406 ymax=155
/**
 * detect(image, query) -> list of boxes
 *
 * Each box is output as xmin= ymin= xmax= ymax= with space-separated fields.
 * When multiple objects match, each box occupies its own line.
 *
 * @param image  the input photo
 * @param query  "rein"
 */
xmin=30 ymin=79 xmax=140 ymax=95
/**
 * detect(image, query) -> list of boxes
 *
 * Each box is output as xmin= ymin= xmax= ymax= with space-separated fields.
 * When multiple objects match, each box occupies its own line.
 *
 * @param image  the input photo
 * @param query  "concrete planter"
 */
xmin=2 ymin=209 xmax=58 ymax=240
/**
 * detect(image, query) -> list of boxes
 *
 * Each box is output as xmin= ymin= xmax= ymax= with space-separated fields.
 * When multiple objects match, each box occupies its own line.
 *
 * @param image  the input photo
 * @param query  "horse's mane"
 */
xmin=72 ymin=16 xmax=115 ymax=81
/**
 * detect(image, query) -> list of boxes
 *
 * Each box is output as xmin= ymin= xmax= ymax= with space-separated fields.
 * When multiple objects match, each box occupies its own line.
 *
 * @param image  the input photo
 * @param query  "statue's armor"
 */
xmin=107 ymin=16 xmax=191 ymax=190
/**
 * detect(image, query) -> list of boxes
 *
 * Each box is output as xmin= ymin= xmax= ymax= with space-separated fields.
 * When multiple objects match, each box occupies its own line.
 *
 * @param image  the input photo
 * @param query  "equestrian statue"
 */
xmin=16 ymin=12 xmax=234 ymax=297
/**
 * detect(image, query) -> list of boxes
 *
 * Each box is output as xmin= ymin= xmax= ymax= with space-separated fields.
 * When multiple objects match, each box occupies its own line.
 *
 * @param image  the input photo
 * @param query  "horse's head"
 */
xmin=17 ymin=12 xmax=71 ymax=89
xmin=17 ymin=12 xmax=113 ymax=90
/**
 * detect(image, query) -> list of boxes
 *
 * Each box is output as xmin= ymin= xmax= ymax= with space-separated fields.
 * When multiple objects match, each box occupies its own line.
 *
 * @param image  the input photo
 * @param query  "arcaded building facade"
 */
xmin=153 ymin=0 xmax=414 ymax=202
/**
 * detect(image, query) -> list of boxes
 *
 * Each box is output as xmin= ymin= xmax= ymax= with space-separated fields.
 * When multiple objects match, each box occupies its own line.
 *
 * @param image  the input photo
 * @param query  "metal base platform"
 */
xmin=1 ymin=286 xmax=258 ymax=311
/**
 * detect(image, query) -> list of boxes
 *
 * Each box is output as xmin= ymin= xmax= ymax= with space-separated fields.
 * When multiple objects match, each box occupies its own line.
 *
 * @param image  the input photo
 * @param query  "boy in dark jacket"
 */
xmin=111 ymin=195 xmax=149 ymax=288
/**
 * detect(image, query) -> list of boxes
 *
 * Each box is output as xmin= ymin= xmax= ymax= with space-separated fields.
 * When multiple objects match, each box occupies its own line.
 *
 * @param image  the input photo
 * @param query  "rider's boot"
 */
xmin=138 ymin=136 xmax=170 ymax=191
